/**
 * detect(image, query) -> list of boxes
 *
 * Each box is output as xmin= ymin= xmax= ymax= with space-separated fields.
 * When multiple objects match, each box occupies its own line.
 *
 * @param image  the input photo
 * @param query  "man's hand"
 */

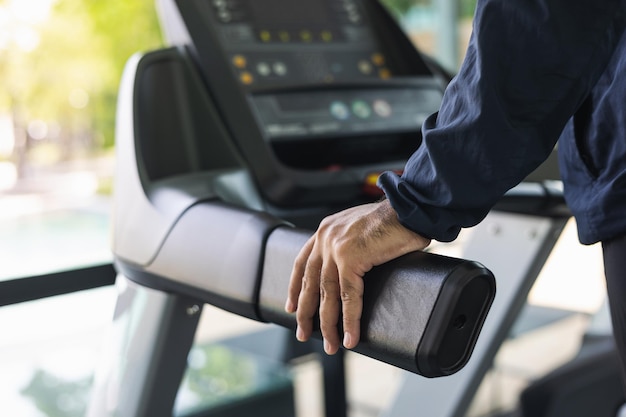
xmin=284 ymin=199 xmax=431 ymax=355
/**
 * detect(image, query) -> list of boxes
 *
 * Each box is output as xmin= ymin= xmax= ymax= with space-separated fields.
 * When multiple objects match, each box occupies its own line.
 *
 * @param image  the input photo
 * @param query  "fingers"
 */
xmin=294 ymin=257 xmax=360 ymax=354
xmin=287 ymin=201 xmax=409 ymax=354
xmin=287 ymin=234 xmax=346 ymax=354
xmin=294 ymin=253 xmax=322 ymax=343
xmin=339 ymin=272 xmax=364 ymax=350
xmin=319 ymin=263 xmax=341 ymax=354
xmin=286 ymin=236 xmax=315 ymax=313
xmin=286 ymin=229 xmax=366 ymax=353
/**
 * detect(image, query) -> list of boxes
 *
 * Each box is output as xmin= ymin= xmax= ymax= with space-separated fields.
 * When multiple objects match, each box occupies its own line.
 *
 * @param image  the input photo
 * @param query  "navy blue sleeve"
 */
xmin=378 ymin=0 xmax=626 ymax=241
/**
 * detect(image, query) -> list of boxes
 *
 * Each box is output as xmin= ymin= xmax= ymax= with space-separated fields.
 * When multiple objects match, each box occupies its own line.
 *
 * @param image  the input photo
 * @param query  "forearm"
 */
xmin=380 ymin=0 xmax=626 ymax=241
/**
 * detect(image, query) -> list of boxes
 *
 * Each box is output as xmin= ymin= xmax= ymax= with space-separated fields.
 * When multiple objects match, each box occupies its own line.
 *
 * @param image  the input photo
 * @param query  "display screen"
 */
xmin=215 ymin=0 xmax=390 ymax=87
xmin=248 ymin=0 xmax=333 ymax=28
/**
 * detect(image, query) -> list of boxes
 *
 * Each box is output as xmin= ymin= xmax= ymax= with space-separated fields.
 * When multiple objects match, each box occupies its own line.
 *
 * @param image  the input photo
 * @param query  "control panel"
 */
xmin=250 ymin=83 xmax=442 ymax=141
xmin=209 ymin=0 xmax=393 ymax=87
xmin=174 ymin=0 xmax=446 ymax=207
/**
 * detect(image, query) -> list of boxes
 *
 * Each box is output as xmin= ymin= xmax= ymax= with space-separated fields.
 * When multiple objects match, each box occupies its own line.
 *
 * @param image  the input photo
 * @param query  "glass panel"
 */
xmin=175 ymin=342 xmax=294 ymax=416
xmin=381 ymin=0 xmax=477 ymax=71
xmin=0 ymin=208 xmax=111 ymax=281
xmin=0 ymin=1 xmax=162 ymax=415
xmin=0 ymin=287 xmax=116 ymax=417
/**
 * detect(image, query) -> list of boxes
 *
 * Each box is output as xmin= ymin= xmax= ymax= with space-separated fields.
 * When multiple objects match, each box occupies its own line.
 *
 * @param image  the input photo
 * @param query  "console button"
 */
xmin=232 ymin=55 xmax=247 ymax=68
xmin=351 ymin=100 xmax=371 ymax=119
xmin=330 ymin=101 xmax=350 ymax=120
xmin=378 ymin=68 xmax=391 ymax=79
xmin=240 ymin=71 xmax=254 ymax=85
xmin=373 ymin=99 xmax=392 ymax=118
xmin=257 ymin=62 xmax=271 ymax=76
xmin=371 ymin=53 xmax=385 ymax=66
xmin=358 ymin=60 xmax=373 ymax=75
xmin=273 ymin=62 xmax=288 ymax=76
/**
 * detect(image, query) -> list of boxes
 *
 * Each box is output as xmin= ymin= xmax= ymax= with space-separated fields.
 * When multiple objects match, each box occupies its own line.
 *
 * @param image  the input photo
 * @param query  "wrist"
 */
xmin=376 ymin=196 xmax=431 ymax=248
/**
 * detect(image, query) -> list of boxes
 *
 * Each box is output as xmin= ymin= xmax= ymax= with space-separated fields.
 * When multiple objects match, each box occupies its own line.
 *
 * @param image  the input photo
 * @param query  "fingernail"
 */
xmin=296 ymin=326 xmax=305 ymax=342
xmin=343 ymin=332 xmax=352 ymax=349
xmin=324 ymin=339 xmax=331 ymax=354
xmin=284 ymin=299 xmax=294 ymax=313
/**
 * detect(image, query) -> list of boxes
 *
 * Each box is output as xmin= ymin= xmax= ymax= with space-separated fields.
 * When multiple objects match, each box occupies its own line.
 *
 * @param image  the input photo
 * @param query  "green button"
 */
xmin=352 ymin=100 xmax=371 ymax=119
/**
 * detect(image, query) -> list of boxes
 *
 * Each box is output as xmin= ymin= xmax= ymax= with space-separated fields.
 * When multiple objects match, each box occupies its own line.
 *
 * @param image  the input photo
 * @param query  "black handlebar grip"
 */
xmin=258 ymin=226 xmax=495 ymax=378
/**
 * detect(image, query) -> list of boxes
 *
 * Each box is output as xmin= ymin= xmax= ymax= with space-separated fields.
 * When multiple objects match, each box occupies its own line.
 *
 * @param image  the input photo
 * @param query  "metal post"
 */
xmin=322 ymin=349 xmax=348 ymax=417
xmin=87 ymin=277 xmax=202 ymax=417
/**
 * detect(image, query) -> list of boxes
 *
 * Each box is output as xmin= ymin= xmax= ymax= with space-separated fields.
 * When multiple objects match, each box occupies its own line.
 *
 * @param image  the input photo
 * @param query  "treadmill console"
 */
xmin=169 ymin=0 xmax=445 ymax=208
xmin=210 ymin=0 xmax=394 ymax=87
xmin=250 ymin=85 xmax=440 ymax=143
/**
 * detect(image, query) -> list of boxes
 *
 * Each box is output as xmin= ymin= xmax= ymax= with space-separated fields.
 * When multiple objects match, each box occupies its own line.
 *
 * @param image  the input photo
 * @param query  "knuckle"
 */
xmin=320 ymin=286 xmax=337 ymax=302
xmin=318 ymin=219 xmax=342 ymax=241
xmin=293 ymin=254 xmax=307 ymax=270
xmin=317 ymin=218 xmax=333 ymax=235
xmin=319 ymin=270 xmax=340 ymax=302
xmin=301 ymin=276 xmax=320 ymax=298
xmin=332 ymin=233 xmax=347 ymax=249
xmin=320 ymin=277 xmax=339 ymax=294
xmin=305 ymin=257 xmax=322 ymax=274
xmin=340 ymin=282 xmax=363 ymax=304
xmin=296 ymin=307 xmax=314 ymax=322
xmin=320 ymin=285 xmax=328 ymax=301
xmin=301 ymin=269 xmax=321 ymax=293
xmin=334 ymin=234 xmax=364 ymax=258
xmin=340 ymin=290 xmax=356 ymax=303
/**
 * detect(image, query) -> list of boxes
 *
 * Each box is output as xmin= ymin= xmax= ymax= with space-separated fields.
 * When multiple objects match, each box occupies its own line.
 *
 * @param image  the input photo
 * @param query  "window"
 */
xmin=0 ymin=1 xmax=162 ymax=415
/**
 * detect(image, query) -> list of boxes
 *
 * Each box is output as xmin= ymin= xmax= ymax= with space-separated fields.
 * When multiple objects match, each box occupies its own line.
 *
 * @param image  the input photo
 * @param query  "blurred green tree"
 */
xmin=459 ymin=0 xmax=477 ymax=18
xmin=0 ymin=0 xmax=162 ymax=172
xmin=382 ymin=0 xmax=477 ymax=18
xmin=81 ymin=0 xmax=164 ymax=148
xmin=21 ymin=369 xmax=92 ymax=417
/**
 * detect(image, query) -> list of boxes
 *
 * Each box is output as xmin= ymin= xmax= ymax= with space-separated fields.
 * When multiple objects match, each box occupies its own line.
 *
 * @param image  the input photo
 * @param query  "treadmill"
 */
xmin=86 ymin=0 xmax=584 ymax=416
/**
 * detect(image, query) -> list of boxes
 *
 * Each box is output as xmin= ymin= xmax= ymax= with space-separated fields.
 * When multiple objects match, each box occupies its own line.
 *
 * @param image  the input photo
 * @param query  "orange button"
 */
xmin=372 ymin=53 xmax=385 ymax=66
xmin=379 ymin=68 xmax=391 ymax=79
xmin=363 ymin=172 xmax=384 ymax=197
xmin=365 ymin=172 xmax=380 ymax=187
xmin=363 ymin=169 xmax=403 ymax=196
xmin=232 ymin=55 xmax=247 ymax=69
xmin=240 ymin=71 xmax=254 ymax=85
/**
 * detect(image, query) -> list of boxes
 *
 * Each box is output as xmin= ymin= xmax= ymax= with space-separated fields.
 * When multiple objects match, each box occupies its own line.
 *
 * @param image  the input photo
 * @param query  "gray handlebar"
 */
xmin=116 ymin=200 xmax=495 ymax=378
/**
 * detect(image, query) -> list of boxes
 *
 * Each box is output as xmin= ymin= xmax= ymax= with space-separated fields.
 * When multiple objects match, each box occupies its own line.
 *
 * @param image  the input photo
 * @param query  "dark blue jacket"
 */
xmin=379 ymin=0 xmax=626 ymax=245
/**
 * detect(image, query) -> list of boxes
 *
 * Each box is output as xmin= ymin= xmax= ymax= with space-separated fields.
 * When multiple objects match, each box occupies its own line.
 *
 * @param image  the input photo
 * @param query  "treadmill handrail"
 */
xmin=115 ymin=200 xmax=495 ymax=378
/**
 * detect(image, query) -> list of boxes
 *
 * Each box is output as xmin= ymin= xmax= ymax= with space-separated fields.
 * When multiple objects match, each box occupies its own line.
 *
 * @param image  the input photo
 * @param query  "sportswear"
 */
xmin=379 ymin=0 xmax=626 ymax=244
